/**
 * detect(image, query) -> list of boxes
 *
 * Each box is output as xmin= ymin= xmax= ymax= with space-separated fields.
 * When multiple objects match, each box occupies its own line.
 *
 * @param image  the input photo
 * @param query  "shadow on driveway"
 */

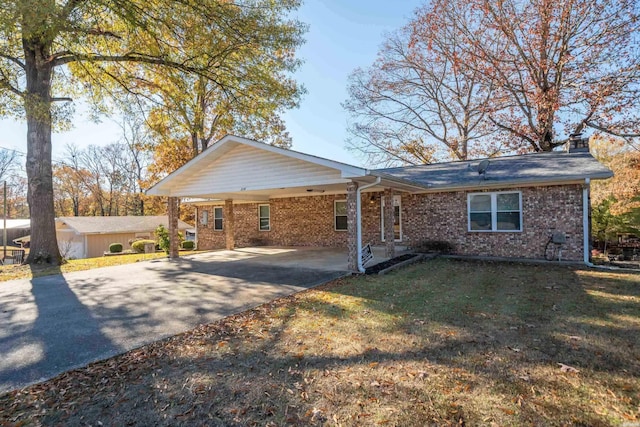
xmin=0 ymin=269 xmax=122 ymax=393
xmin=0 ymin=255 xmax=347 ymax=393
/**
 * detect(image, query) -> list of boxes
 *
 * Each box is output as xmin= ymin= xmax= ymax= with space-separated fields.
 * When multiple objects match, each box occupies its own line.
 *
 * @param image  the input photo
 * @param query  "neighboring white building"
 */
xmin=56 ymin=216 xmax=192 ymax=259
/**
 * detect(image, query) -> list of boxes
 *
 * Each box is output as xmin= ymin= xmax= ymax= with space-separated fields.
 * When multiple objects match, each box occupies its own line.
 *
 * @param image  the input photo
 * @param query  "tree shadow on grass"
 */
xmin=328 ymin=259 xmax=640 ymax=369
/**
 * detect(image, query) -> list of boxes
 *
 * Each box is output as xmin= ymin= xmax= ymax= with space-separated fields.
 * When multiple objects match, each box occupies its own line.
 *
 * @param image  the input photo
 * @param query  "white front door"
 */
xmin=381 ymin=195 xmax=402 ymax=242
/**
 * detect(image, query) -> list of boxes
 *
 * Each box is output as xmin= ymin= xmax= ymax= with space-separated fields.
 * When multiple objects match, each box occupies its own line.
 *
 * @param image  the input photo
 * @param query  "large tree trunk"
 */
xmin=23 ymin=39 xmax=62 ymax=264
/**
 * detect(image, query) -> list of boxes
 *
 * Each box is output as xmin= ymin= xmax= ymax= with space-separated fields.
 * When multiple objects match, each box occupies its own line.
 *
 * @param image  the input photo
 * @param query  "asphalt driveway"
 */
xmin=0 ymin=249 xmax=347 ymax=394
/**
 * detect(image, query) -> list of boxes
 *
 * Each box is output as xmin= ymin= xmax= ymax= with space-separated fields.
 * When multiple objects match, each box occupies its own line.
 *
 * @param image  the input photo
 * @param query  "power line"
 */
xmin=0 ymin=145 xmax=75 ymax=168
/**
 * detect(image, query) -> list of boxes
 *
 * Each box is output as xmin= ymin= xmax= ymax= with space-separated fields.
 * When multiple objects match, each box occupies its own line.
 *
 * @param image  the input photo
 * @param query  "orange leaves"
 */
xmin=500 ymin=407 xmax=516 ymax=415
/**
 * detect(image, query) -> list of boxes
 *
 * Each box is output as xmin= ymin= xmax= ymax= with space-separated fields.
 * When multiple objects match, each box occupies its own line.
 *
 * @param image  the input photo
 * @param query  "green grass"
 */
xmin=0 ymin=251 xmax=203 ymax=282
xmin=1 ymin=259 xmax=639 ymax=426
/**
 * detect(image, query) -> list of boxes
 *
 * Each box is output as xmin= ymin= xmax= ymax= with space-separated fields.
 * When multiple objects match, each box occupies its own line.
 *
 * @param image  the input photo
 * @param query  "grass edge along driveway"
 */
xmin=1 ymin=258 xmax=639 ymax=426
xmin=0 ymin=252 xmax=194 ymax=282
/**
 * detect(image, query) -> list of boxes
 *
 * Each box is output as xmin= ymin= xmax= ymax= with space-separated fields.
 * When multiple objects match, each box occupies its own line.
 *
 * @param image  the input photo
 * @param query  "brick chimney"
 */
xmin=568 ymin=133 xmax=590 ymax=152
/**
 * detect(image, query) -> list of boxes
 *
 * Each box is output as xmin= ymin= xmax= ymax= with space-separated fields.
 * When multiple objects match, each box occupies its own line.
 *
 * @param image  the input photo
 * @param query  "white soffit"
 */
xmin=148 ymin=135 xmax=368 ymax=197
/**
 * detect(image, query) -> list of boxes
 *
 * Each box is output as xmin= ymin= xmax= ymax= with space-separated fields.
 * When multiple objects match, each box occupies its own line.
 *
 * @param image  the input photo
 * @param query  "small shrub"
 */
xmin=132 ymin=239 xmax=156 ymax=253
xmin=182 ymin=240 xmax=195 ymax=250
xmin=128 ymin=237 xmax=143 ymax=246
xmin=156 ymin=224 xmax=170 ymax=254
xmin=109 ymin=243 xmax=123 ymax=253
xmin=413 ymin=240 xmax=455 ymax=254
xmin=155 ymin=224 xmax=184 ymax=254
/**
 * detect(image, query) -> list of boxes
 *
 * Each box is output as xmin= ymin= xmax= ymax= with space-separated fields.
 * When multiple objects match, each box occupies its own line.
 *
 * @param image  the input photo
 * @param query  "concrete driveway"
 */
xmin=0 ymin=248 xmax=348 ymax=394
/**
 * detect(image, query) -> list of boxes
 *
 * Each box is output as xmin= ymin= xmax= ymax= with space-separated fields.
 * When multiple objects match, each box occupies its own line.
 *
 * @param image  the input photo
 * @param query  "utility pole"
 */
xmin=3 ymin=181 xmax=6 ymax=261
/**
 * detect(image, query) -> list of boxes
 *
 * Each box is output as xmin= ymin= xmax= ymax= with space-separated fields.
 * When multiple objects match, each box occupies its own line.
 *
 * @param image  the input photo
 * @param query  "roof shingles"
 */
xmin=374 ymin=150 xmax=612 ymax=190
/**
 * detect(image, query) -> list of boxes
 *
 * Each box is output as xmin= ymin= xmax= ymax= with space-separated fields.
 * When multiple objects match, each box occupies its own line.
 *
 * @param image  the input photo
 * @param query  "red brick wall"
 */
xmin=196 ymin=184 xmax=585 ymax=261
xmin=401 ymin=185 xmax=584 ymax=260
xmin=197 ymin=195 xmax=358 ymax=249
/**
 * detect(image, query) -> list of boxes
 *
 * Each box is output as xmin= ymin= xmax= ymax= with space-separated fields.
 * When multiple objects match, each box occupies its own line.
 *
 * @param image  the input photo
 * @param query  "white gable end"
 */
xmin=171 ymin=144 xmax=350 ymax=196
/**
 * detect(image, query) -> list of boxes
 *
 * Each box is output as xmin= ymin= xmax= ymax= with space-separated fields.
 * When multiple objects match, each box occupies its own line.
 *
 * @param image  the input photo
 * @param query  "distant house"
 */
xmin=55 ymin=216 xmax=192 ymax=259
xmin=1 ymin=219 xmax=31 ymax=245
xmin=147 ymin=135 xmax=612 ymax=271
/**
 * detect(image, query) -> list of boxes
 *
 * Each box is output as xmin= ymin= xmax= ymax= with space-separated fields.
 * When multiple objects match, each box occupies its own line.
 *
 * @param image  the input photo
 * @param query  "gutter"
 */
xmin=356 ymin=177 xmax=381 ymax=273
xmin=407 ymin=174 xmax=613 ymax=194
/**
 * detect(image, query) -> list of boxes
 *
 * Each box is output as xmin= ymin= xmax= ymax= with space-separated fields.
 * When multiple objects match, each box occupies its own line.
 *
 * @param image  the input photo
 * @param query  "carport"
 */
xmin=146 ymin=135 xmax=427 ymax=272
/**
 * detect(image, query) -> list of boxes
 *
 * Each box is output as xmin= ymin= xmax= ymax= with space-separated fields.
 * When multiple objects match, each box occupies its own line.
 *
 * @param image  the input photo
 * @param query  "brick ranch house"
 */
xmin=147 ymin=135 xmax=612 ymax=272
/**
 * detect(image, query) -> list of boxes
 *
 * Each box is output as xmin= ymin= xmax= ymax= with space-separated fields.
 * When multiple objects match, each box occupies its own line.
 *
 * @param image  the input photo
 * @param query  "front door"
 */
xmin=381 ymin=195 xmax=402 ymax=242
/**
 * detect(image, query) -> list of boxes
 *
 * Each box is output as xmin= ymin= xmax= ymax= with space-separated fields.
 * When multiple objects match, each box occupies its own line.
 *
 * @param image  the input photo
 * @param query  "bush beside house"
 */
xmin=109 ymin=243 xmax=123 ymax=253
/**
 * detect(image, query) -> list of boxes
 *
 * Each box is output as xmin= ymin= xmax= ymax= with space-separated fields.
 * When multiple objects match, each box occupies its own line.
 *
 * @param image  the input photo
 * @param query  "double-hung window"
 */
xmin=468 ymin=191 xmax=522 ymax=231
xmin=335 ymin=200 xmax=347 ymax=231
xmin=259 ymin=204 xmax=270 ymax=231
xmin=213 ymin=207 xmax=223 ymax=231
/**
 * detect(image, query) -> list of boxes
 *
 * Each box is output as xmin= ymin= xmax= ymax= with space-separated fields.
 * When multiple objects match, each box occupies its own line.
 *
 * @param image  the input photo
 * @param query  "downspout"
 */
xmin=357 ymin=177 xmax=382 ymax=273
xmin=195 ymin=206 xmax=199 ymax=250
xmin=583 ymin=178 xmax=595 ymax=267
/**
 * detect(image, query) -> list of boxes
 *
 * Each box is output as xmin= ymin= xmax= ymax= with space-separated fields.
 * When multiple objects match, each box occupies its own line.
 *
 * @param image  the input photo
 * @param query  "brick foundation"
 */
xmin=196 ymin=184 xmax=585 ymax=261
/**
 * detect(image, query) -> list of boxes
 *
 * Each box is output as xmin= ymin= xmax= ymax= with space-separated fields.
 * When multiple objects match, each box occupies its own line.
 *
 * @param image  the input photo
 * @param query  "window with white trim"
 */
xmin=259 ymin=204 xmax=270 ymax=231
xmin=213 ymin=207 xmax=223 ymax=231
xmin=334 ymin=200 xmax=347 ymax=231
xmin=468 ymin=191 xmax=522 ymax=231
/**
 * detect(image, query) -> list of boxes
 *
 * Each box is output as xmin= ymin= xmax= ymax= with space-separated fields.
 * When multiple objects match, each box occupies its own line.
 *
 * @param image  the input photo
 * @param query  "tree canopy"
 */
xmin=0 ymin=0 xmax=305 ymax=264
xmin=345 ymin=0 xmax=640 ymax=166
xmin=590 ymin=137 xmax=640 ymax=248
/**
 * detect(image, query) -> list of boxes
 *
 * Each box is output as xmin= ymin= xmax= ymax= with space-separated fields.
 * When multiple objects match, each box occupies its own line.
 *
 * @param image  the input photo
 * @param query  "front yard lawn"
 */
xmin=1 ymin=259 xmax=639 ymax=426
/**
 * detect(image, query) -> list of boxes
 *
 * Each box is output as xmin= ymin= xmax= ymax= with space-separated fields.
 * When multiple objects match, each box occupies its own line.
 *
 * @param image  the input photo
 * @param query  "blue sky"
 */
xmin=0 ymin=1 xmax=419 ymax=167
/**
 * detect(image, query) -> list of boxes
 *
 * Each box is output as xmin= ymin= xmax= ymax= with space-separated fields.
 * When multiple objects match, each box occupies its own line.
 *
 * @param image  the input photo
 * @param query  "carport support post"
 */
xmin=168 ymin=196 xmax=179 ymax=259
xmin=224 ymin=199 xmax=235 ymax=250
xmin=347 ymin=182 xmax=359 ymax=272
xmin=383 ymin=188 xmax=395 ymax=258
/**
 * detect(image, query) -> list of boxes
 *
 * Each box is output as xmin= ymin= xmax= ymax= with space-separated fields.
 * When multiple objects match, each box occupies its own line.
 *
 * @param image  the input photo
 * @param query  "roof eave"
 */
xmin=366 ymin=171 xmax=433 ymax=192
